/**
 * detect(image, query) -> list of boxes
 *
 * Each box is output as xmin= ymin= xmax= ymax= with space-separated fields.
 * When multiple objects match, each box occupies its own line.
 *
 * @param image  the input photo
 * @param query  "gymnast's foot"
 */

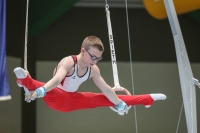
xmin=13 ymin=67 xmax=28 ymax=87
xmin=13 ymin=67 xmax=34 ymax=102
xmin=13 ymin=67 xmax=28 ymax=79
xmin=150 ymin=93 xmax=167 ymax=101
xmin=145 ymin=93 xmax=167 ymax=108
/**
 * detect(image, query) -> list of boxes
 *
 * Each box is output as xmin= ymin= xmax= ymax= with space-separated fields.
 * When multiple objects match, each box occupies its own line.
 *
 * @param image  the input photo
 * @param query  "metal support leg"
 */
xmin=163 ymin=0 xmax=197 ymax=133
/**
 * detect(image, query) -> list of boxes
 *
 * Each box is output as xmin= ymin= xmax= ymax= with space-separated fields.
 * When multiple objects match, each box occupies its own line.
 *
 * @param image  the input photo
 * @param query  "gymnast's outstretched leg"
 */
xmin=14 ymin=67 xmax=166 ymax=112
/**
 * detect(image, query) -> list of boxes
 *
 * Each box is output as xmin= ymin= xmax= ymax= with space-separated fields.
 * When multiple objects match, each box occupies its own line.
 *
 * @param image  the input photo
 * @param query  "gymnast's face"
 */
xmin=82 ymin=47 xmax=103 ymax=67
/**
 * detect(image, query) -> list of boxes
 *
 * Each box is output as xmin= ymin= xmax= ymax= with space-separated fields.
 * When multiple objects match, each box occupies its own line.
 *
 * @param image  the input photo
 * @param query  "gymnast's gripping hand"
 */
xmin=112 ymin=86 xmax=131 ymax=96
xmin=115 ymin=100 xmax=128 ymax=115
xmin=25 ymin=90 xmax=37 ymax=102
xmin=25 ymin=86 xmax=46 ymax=102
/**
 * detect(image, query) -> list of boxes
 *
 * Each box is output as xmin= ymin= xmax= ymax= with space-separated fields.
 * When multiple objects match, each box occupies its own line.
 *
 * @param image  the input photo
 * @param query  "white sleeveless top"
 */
xmin=56 ymin=55 xmax=91 ymax=92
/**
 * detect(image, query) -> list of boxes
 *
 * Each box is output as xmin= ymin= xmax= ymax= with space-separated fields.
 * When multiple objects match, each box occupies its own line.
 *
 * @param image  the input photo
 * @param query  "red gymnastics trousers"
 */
xmin=16 ymin=75 xmax=154 ymax=112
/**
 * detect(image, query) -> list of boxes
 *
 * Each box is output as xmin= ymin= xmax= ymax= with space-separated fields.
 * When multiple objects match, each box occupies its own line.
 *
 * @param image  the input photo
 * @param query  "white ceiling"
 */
xmin=74 ymin=0 xmax=145 ymax=8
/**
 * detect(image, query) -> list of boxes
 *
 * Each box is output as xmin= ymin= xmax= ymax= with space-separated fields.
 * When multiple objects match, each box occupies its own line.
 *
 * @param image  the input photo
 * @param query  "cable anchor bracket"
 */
xmin=193 ymin=78 xmax=200 ymax=88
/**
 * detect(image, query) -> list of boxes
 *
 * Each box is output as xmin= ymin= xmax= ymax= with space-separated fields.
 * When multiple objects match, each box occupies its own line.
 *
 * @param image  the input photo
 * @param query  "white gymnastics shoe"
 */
xmin=13 ymin=67 xmax=28 ymax=79
xmin=145 ymin=93 xmax=167 ymax=108
xmin=13 ymin=67 xmax=34 ymax=102
xmin=150 ymin=93 xmax=167 ymax=101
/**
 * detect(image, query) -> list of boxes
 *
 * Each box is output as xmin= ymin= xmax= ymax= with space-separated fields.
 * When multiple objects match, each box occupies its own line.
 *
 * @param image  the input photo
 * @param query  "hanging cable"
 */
xmin=125 ymin=0 xmax=138 ymax=133
xmin=23 ymin=0 xmax=34 ymax=102
xmin=176 ymin=102 xmax=183 ymax=133
xmin=105 ymin=0 xmax=108 ymax=7
xmin=24 ymin=0 xmax=29 ymax=71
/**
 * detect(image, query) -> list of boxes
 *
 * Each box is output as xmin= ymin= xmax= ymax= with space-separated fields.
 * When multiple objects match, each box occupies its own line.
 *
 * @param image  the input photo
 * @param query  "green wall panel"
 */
xmin=188 ymin=10 xmax=200 ymax=23
xmin=28 ymin=0 xmax=79 ymax=37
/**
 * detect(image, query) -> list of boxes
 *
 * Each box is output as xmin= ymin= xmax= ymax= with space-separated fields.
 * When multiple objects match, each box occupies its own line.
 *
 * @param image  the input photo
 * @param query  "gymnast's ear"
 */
xmin=80 ymin=48 xmax=85 ymax=54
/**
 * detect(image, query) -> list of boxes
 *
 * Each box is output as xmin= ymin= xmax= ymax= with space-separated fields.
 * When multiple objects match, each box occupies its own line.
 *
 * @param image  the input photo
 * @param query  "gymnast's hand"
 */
xmin=112 ymin=86 xmax=131 ymax=115
xmin=25 ymin=86 xmax=46 ymax=102
xmin=115 ymin=100 xmax=128 ymax=115
xmin=24 ymin=90 xmax=37 ymax=102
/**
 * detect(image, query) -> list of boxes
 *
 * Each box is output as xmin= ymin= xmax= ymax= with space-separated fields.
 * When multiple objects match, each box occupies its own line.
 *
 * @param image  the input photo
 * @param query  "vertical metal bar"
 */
xmin=163 ymin=1 xmax=197 ymax=133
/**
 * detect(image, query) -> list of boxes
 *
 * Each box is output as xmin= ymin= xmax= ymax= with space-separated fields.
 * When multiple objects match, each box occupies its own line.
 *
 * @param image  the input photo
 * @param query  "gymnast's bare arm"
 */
xmin=91 ymin=65 xmax=121 ymax=105
xmin=25 ymin=57 xmax=73 ymax=100
xmin=43 ymin=57 xmax=73 ymax=91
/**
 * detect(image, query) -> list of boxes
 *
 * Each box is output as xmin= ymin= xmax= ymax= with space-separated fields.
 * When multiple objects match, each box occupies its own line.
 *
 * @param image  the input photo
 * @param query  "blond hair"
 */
xmin=82 ymin=36 xmax=104 ymax=52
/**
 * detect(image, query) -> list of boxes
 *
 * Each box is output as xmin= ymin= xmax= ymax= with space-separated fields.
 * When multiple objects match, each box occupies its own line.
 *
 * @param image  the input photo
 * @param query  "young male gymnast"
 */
xmin=14 ymin=35 xmax=166 ymax=115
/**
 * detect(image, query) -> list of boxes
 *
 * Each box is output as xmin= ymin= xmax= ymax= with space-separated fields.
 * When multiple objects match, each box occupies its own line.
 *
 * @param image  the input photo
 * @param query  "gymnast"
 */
xmin=14 ymin=36 xmax=166 ymax=115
